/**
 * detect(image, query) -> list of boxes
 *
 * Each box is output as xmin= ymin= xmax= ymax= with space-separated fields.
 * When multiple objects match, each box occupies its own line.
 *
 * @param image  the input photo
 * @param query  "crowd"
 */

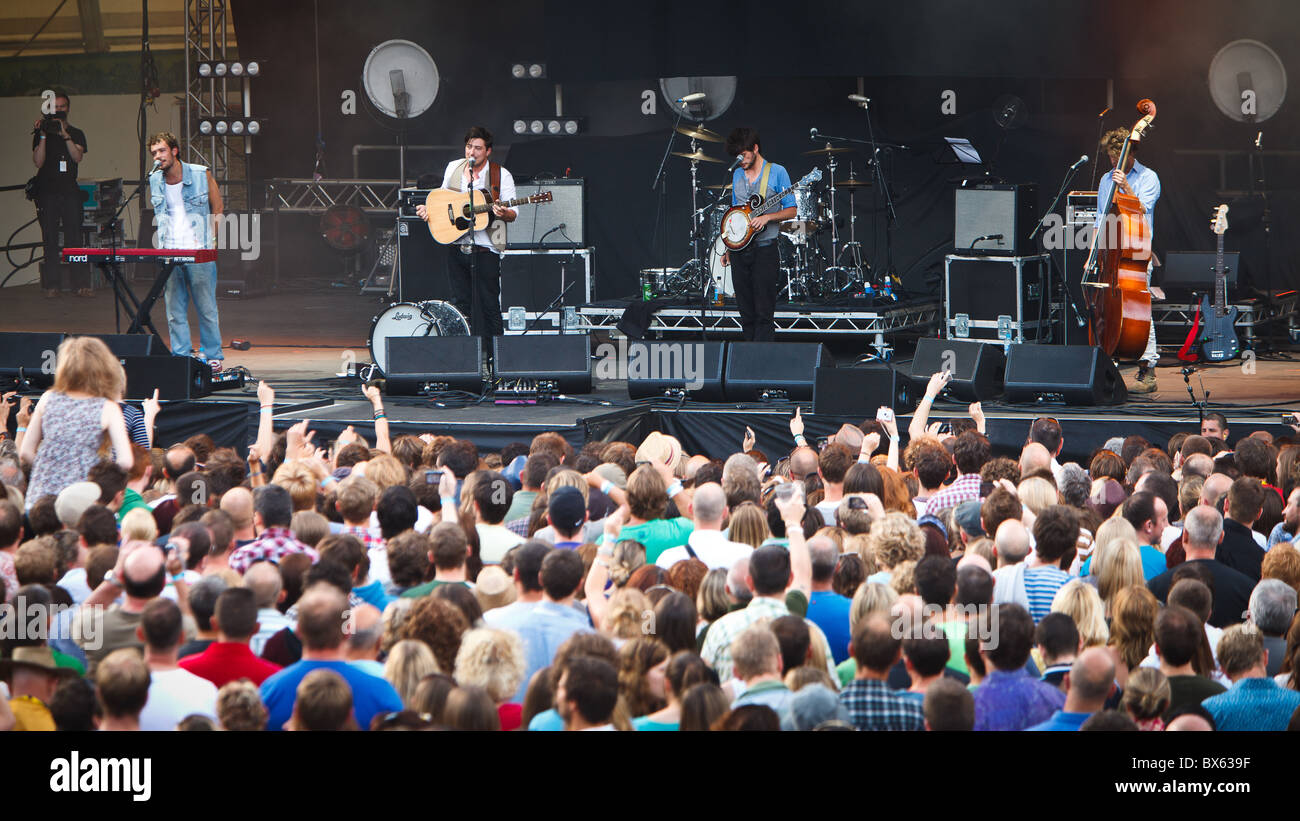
xmin=2 ymin=336 xmax=1300 ymax=732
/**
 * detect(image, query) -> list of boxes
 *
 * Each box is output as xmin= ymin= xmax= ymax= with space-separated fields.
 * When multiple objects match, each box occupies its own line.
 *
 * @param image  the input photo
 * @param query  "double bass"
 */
xmin=1082 ymin=99 xmax=1156 ymax=358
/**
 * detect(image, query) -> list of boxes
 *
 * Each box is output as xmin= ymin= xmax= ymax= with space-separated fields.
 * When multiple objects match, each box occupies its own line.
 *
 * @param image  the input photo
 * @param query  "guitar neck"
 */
xmin=1215 ymin=233 xmax=1226 ymax=315
xmin=752 ymin=184 xmax=798 ymax=218
xmin=468 ymin=194 xmax=535 ymax=215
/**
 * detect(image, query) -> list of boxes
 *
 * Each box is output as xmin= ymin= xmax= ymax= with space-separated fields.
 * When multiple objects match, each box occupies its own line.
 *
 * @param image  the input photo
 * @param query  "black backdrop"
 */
xmin=232 ymin=0 xmax=1300 ymax=302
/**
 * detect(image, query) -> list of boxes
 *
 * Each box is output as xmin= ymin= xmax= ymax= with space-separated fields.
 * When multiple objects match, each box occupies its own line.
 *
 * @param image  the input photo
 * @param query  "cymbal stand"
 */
xmin=835 ymin=164 xmax=867 ymax=278
xmin=824 ymin=148 xmax=840 ymax=264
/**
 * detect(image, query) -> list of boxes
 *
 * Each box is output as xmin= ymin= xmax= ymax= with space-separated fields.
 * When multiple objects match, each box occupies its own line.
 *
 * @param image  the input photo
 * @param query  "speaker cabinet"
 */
xmin=508 ymin=178 xmax=585 ymax=249
xmin=1004 ymin=344 xmax=1127 ymax=405
xmin=626 ymin=341 xmax=727 ymax=402
xmin=910 ymin=338 xmax=1005 ymax=402
xmin=724 ymin=342 xmax=833 ymax=402
xmin=120 ymin=355 xmax=211 ymax=400
xmin=954 ymin=184 xmax=1038 ymax=256
xmin=384 ymin=336 xmax=484 ymax=396
xmin=94 ymin=334 xmax=160 ymax=357
xmin=397 ymin=217 xmax=454 ymax=302
xmin=0 ymin=332 xmax=66 ymax=387
xmin=493 ymin=334 xmax=592 ymax=394
xmin=814 ymin=366 xmax=918 ymax=416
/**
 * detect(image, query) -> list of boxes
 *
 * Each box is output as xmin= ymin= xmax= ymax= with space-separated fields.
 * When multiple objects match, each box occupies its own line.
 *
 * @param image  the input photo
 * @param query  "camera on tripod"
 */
xmin=41 ymin=115 xmax=63 ymax=137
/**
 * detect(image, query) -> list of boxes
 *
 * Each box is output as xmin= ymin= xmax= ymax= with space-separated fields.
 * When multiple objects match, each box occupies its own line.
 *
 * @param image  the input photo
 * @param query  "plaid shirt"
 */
xmin=923 ymin=472 xmax=983 ymax=515
xmin=701 ymin=597 xmax=791 ymax=681
xmin=229 ymin=526 xmax=319 ymax=575
xmin=839 ymin=678 xmax=925 ymax=731
xmin=504 ymin=516 xmax=531 ymax=538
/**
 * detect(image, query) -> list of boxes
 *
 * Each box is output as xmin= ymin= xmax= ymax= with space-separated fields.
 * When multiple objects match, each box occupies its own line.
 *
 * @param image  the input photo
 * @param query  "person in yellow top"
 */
xmin=1 ymin=645 xmax=77 ymax=730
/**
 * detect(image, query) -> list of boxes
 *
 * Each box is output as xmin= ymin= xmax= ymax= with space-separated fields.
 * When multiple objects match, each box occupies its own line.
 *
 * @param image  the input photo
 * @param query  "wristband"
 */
xmin=666 ymin=479 xmax=683 ymax=498
xmin=597 ymin=545 xmax=614 ymax=558
xmin=249 ymin=469 xmax=263 ymax=477
xmin=171 ymin=573 xmax=185 ymax=583
xmin=373 ymin=411 xmax=386 ymax=420
xmin=15 ymin=427 xmax=26 ymax=433
xmin=440 ymin=496 xmax=456 ymax=509
xmin=260 ymin=405 xmax=273 ymax=411
xmin=599 ymin=479 xmax=614 ymax=496
xmin=319 ymin=477 xmax=336 ymax=489
xmin=888 ymin=434 xmax=900 ymax=443
xmin=794 ymin=434 xmax=807 ymax=446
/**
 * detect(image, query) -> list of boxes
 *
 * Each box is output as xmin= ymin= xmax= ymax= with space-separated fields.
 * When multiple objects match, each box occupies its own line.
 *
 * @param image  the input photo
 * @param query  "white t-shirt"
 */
xmin=814 ymin=500 xmax=841 ymax=526
xmin=164 ymin=182 xmax=201 ymax=249
xmin=477 ymin=523 xmax=524 ymax=564
xmin=440 ymin=159 xmax=517 ymax=251
xmin=139 ymin=667 xmax=218 ymax=731
xmin=656 ymin=530 xmax=752 ymax=571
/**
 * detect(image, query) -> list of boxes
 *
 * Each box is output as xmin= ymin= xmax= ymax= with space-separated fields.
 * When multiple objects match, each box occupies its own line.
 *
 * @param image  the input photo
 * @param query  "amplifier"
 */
xmin=954 ymin=184 xmax=1038 ymax=256
xmin=508 ymin=178 xmax=584 ymax=249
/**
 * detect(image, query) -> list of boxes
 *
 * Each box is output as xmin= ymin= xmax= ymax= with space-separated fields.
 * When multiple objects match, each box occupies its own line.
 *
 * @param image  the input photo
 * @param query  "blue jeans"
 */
xmin=164 ymin=261 xmax=223 ymax=360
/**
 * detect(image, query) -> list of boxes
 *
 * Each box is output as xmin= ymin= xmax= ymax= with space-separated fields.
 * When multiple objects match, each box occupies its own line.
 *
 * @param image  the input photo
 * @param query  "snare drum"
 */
xmin=368 ymin=300 xmax=470 ymax=374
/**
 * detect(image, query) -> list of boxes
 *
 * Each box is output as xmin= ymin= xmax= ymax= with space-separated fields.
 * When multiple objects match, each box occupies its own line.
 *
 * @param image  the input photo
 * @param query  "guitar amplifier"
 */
xmin=954 ymin=184 xmax=1038 ymax=256
xmin=508 ymin=178 xmax=584 ymax=249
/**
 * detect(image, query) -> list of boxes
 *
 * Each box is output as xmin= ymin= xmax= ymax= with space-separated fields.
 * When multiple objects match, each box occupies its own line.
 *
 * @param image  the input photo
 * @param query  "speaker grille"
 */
xmin=508 ymin=179 xmax=584 ymax=248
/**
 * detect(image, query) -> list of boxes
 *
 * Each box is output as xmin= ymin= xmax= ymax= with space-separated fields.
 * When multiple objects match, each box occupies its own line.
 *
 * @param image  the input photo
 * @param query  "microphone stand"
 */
xmin=1182 ymin=366 xmax=1209 ymax=424
xmin=650 ymin=104 xmax=688 ymax=292
xmin=1031 ymin=160 xmax=1091 ymax=342
xmin=520 ymin=279 xmax=578 ymax=336
xmin=854 ymin=100 xmax=902 ymax=296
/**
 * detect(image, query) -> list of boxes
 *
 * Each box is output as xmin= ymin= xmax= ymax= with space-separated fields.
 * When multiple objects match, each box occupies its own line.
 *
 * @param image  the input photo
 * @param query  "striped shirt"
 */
xmin=120 ymin=402 xmax=150 ymax=449
xmin=1023 ymin=565 xmax=1071 ymax=623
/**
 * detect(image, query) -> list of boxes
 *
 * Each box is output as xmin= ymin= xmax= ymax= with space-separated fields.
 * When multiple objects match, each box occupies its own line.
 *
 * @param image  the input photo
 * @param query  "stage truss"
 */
xmin=1153 ymin=293 xmax=1298 ymax=347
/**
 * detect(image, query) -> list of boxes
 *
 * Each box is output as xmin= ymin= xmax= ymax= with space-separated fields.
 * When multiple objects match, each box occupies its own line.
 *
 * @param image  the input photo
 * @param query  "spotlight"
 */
xmin=510 ymin=63 xmax=526 ymax=79
xmin=564 ymin=119 xmax=580 ymax=135
xmin=198 ymin=119 xmax=213 ymax=135
xmin=214 ymin=62 xmax=228 ymax=77
xmin=512 ymin=119 xmax=527 ymax=134
xmin=230 ymin=62 xmax=244 ymax=77
xmin=547 ymin=120 xmax=561 ymax=135
xmin=528 ymin=63 xmax=546 ymax=79
xmin=246 ymin=61 xmax=260 ymax=77
xmin=529 ymin=119 xmax=543 ymax=134
xmin=215 ymin=120 xmax=228 ymax=135
xmin=198 ymin=62 xmax=212 ymax=77
xmin=246 ymin=120 xmax=261 ymax=136
xmin=231 ymin=120 xmax=245 ymax=135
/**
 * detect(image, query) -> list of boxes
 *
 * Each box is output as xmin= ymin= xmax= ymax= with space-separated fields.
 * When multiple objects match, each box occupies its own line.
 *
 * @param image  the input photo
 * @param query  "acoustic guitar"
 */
xmin=422 ymin=188 xmax=553 ymax=244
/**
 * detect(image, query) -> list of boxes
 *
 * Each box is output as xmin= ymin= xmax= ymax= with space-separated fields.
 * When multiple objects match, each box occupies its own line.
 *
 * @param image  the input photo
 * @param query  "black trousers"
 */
xmin=447 ymin=246 xmax=503 ymax=344
xmin=730 ymin=241 xmax=779 ymax=341
xmin=36 ymin=192 xmax=88 ymax=291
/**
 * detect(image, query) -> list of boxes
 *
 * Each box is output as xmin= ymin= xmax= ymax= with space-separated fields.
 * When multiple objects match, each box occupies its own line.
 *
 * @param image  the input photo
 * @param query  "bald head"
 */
xmin=1200 ymin=473 xmax=1233 ymax=510
xmin=1180 ymin=453 xmax=1213 ymax=480
xmin=789 ymin=447 xmax=819 ymax=481
xmin=244 ymin=560 xmax=283 ymax=609
xmin=1066 ymin=647 xmax=1116 ymax=709
xmin=345 ymin=602 xmax=383 ymax=658
xmin=685 ymin=455 xmax=710 ymax=480
xmin=1166 ymin=713 xmax=1214 ymax=731
xmin=122 ymin=542 xmax=166 ymax=599
xmin=296 ymin=584 xmax=348 ymax=651
xmin=994 ymin=519 xmax=1031 ymax=567
xmin=726 ymin=556 xmax=752 ymax=604
xmin=691 ymin=482 xmax=728 ymax=527
xmin=220 ymin=487 xmax=254 ymax=529
xmin=1019 ymin=443 xmax=1052 ymax=478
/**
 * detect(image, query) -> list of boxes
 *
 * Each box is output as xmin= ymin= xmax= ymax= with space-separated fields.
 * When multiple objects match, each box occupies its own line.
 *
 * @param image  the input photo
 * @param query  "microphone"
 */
xmin=1097 ymin=106 xmax=1111 ymax=118
xmin=847 ymin=94 xmax=870 ymax=105
xmin=727 ymin=155 xmax=743 ymax=171
xmin=1256 ymin=131 xmax=1262 ymax=149
xmin=1069 ymin=155 xmax=1088 ymax=171
xmin=676 ymin=92 xmax=706 ymax=103
xmin=150 ymin=159 xmax=161 ymax=173
xmin=809 ymin=127 xmax=819 ymax=139
xmin=539 ymin=223 xmax=566 ymax=241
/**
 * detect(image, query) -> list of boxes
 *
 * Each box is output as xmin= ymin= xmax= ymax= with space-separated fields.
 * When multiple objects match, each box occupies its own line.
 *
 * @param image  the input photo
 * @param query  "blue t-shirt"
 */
xmin=528 ymin=708 xmax=564 ymax=731
xmin=260 ymin=659 xmax=404 ymax=731
xmin=732 ymin=160 xmax=797 ymax=245
xmin=1080 ymin=543 xmax=1166 ymax=582
xmin=807 ymin=590 xmax=853 ymax=664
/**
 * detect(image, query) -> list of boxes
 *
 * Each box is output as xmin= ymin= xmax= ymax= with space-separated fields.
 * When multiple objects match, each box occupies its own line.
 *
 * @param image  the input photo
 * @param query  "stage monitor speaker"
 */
xmin=507 ymin=178 xmax=585 ymax=249
xmin=1004 ymin=343 xmax=1127 ymax=405
xmin=0 ymin=332 xmax=66 ymax=387
xmin=910 ymin=337 xmax=1006 ymax=402
xmin=93 ymin=334 xmax=159 ymax=357
xmin=397 ymin=217 xmax=454 ymax=302
xmin=493 ymin=334 xmax=592 ymax=394
xmin=626 ymin=341 xmax=727 ymax=402
xmin=120 ymin=355 xmax=211 ymax=400
xmin=724 ymin=342 xmax=833 ymax=402
xmin=384 ymin=336 xmax=484 ymax=396
xmin=954 ymin=184 xmax=1038 ymax=256
xmin=814 ymin=365 xmax=918 ymax=416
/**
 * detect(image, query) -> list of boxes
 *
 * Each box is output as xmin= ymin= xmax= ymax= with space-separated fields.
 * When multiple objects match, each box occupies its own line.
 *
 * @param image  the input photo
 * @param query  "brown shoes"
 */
xmin=1129 ymin=365 xmax=1158 ymax=395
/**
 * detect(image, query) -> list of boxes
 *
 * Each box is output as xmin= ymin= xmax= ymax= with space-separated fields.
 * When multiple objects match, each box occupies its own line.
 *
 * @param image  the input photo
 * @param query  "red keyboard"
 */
xmin=62 ymin=247 xmax=217 ymax=264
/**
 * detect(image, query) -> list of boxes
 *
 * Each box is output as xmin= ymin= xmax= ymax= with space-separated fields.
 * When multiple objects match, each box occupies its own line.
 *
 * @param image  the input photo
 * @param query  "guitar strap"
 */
xmin=489 ymin=161 xmax=501 ymax=203
xmin=758 ymin=162 xmax=772 ymax=199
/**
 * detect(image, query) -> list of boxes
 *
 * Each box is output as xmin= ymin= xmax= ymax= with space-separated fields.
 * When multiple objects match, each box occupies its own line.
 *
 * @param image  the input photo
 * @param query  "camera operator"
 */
xmin=31 ymin=92 xmax=89 ymax=299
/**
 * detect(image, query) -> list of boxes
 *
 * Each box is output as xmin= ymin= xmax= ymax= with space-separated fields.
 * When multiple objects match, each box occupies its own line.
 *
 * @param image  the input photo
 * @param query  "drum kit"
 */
xmin=366 ymin=299 xmax=470 ymax=377
xmin=641 ymin=124 xmax=882 ymax=303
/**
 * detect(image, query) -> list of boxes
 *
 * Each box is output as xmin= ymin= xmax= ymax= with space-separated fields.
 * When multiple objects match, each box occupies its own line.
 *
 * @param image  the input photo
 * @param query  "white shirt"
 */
xmin=163 ymin=182 xmax=201 ymax=249
xmin=477 ymin=523 xmax=524 ymax=565
xmin=656 ymin=529 xmax=752 ymax=571
xmin=251 ymin=607 xmax=292 ymax=656
xmin=441 ymin=159 xmax=517 ymax=252
xmin=814 ymin=500 xmax=841 ymax=526
xmin=139 ymin=667 xmax=218 ymax=731
xmin=57 ymin=567 xmax=92 ymax=604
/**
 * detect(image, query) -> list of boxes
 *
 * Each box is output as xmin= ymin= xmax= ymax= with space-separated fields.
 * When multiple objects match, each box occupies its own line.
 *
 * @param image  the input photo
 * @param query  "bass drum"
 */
xmin=709 ymin=237 xmax=734 ymax=297
xmin=368 ymin=300 xmax=470 ymax=375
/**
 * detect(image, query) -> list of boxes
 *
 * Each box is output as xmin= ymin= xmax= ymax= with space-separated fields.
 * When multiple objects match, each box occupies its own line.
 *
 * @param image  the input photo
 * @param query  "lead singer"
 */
xmin=722 ymin=127 xmax=796 ymax=341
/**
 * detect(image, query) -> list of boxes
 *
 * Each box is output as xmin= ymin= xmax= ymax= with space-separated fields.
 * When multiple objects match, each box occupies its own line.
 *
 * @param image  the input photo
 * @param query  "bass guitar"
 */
xmin=720 ymin=168 xmax=822 ymax=251
xmin=422 ymin=188 xmax=553 ymax=244
xmin=1199 ymin=204 xmax=1239 ymax=362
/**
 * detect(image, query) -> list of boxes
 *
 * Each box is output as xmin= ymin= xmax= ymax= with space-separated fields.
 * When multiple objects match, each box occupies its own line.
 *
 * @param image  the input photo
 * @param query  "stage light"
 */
xmin=214 ymin=62 xmax=228 ymax=77
xmin=246 ymin=120 xmax=261 ymax=135
xmin=246 ymin=61 xmax=260 ymax=77
xmin=198 ymin=119 xmax=213 ymax=135
xmin=215 ymin=120 xmax=229 ymax=135
xmin=512 ymin=120 xmax=527 ymax=134
xmin=230 ymin=62 xmax=244 ymax=77
xmin=547 ymin=120 xmax=561 ymax=135
xmin=511 ymin=63 xmax=526 ymax=79
xmin=564 ymin=119 xmax=580 ymax=135
xmin=529 ymin=119 xmax=543 ymax=134
xmin=198 ymin=62 xmax=212 ymax=77
xmin=231 ymin=120 xmax=245 ymax=135
xmin=528 ymin=63 xmax=546 ymax=79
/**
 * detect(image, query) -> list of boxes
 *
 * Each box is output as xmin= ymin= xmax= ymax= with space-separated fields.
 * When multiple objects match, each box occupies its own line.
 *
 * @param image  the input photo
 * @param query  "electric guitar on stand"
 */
xmin=1198 ymin=204 xmax=1238 ymax=362
xmin=720 ymin=168 xmax=822 ymax=251
xmin=422 ymin=188 xmax=553 ymax=244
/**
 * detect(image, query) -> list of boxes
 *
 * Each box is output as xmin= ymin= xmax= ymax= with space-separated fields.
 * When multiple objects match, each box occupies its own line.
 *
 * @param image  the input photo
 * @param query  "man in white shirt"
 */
xmin=656 ymin=483 xmax=751 ymax=570
xmin=136 ymin=598 xmax=218 ymax=731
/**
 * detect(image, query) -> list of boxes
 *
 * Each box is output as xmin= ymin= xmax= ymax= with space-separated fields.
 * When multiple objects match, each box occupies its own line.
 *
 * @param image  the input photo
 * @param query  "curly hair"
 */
xmin=454 ymin=628 xmax=526 ymax=704
xmin=890 ymin=559 xmax=918 ymax=597
xmin=665 ymin=558 xmax=707 ymax=602
xmin=608 ymin=539 xmax=646 ymax=587
xmin=617 ymin=636 xmax=669 ymax=718
xmin=401 ymin=596 xmax=470 ymax=675
xmin=1108 ymin=585 xmax=1159 ymax=670
xmin=605 ymin=588 xmax=652 ymax=640
xmin=1263 ymin=544 xmax=1300 ymax=595
xmin=867 ymin=511 xmax=925 ymax=571
xmin=217 ymin=680 xmax=268 ymax=731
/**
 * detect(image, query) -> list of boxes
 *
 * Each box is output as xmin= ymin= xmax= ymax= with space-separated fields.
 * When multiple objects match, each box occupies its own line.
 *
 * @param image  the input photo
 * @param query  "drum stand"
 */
xmin=834 ymin=166 xmax=868 ymax=290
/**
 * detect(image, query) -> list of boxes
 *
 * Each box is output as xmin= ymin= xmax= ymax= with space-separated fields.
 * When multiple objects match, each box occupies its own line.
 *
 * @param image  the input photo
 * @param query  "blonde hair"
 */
xmin=1121 ymin=667 xmax=1171 ymax=722
xmin=53 ymin=336 xmax=125 ymax=400
xmin=120 ymin=507 xmax=158 ymax=542
xmin=813 ymin=526 xmax=847 ymax=551
xmin=728 ymin=502 xmax=770 ymax=550
xmin=290 ymin=510 xmax=330 ymax=548
xmin=844 ymin=533 xmax=878 ymax=576
xmin=453 ymin=628 xmax=526 ymax=704
xmin=1097 ymin=539 xmax=1145 ymax=607
xmin=868 ymin=511 xmax=925 ymax=570
xmin=1017 ymin=477 xmax=1058 ymax=516
xmin=364 ymin=454 xmax=407 ymax=491
xmin=890 ymin=559 xmax=918 ymax=597
xmin=851 ymin=582 xmax=898 ymax=632
xmin=608 ymin=539 xmax=645 ymax=587
xmin=1051 ymin=580 xmax=1109 ymax=647
xmin=383 ymin=639 xmax=439 ymax=707
xmin=605 ymin=588 xmax=651 ymax=640
xmin=1092 ymin=516 xmax=1138 ymax=566
xmin=545 ymin=469 xmax=589 ymax=504
xmin=272 ymin=461 xmax=318 ymax=512
xmin=785 ymin=666 xmax=836 ymax=692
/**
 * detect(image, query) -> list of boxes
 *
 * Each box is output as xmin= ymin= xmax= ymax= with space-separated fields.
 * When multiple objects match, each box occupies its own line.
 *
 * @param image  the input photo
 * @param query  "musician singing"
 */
xmin=417 ymin=126 xmax=516 ymax=343
xmin=1096 ymin=127 xmax=1162 ymax=393
xmin=148 ymin=131 xmax=225 ymax=371
xmin=723 ymin=128 xmax=797 ymax=341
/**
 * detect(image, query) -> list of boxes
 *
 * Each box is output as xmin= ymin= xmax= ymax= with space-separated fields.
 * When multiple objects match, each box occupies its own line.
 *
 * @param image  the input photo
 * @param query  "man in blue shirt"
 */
xmin=1026 ymin=647 xmax=1115 ymax=730
xmin=805 ymin=537 xmax=852 ymax=664
xmin=722 ymin=127 xmax=797 ymax=341
xmin=1094 ymin=127 xmax=1162 ymax=393
xmin=1202 ymin=623 xmax=1300 ymax=731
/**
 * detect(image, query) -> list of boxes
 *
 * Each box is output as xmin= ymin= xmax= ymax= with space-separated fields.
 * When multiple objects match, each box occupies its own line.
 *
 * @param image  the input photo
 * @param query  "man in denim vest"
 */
xmin=148 ymin=131 xmax=225 ymax=371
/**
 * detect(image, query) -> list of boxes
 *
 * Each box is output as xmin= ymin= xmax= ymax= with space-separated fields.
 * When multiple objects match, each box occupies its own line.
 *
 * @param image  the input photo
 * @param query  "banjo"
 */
xmin=720 ymin=167 xmax=823 ymax=251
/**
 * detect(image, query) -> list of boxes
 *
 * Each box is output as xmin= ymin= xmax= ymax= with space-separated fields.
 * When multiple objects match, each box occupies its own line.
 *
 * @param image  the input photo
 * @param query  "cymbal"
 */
xmin=673 ymin=150 xmax=723 ymax=164
xmin=701 ymin=183 xmax=733 ymax=191
xmin=675 ymin=125 xmax=722 ymax=142
xmin=804 ymin=146 xmax=857 ymax=155
xmin=835 ymin=179 xmax=873 ymax=188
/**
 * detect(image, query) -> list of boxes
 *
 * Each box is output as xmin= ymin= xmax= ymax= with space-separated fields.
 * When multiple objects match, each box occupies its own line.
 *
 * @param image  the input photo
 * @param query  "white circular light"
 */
xmin=198 ymin=63 xmax=212 ymax=77
xmin=511 ymin=63 xmax=526 ymax=79
xmin=231 ymin=120 xmax=245 ymax=135
xmin=564 ymin=120 xmax=579 ymax=135
xmin=528 ymin=63 xmax=544 ymax=79
xmin=547 ymin=120 xmax=561 ymax=135
xmin=214 ymin=62 xmax=228 ymax=77
xmin=246 ymin=120 xmax=261 ymax=135
xmin=215 ymin=120 xmax=228 ymax=135
xmin=230 ymin=62 xmax=244 ymax=77
xmin=512 ymin=120 xmax=527 ymax=134
xmin=199 ymin=120 xmax=213 ymax=135
xmin=529 ymin=119 xmax=543 ymax=134
xmin=246 ymin=61 xmax=260 ymax=77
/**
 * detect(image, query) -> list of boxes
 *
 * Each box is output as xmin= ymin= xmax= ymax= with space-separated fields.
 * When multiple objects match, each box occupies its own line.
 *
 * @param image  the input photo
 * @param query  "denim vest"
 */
xmin=149 ymin=162 xmax=212 ymax=249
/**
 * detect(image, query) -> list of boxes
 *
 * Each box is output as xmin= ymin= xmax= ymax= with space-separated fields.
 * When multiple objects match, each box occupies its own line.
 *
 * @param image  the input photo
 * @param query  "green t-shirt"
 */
xmin=116 ymin=489 xmax=150 ymax=524
xmin=598 ymin=517 xmax=694 ymax=564
xmin=400 ymin=579 xmax=471 ymax=599
xmin=941 ymin=620 xmax=968 ymax=676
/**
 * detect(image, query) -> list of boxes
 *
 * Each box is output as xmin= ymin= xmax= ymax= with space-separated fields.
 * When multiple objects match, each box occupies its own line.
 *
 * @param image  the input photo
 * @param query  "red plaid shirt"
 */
xmin=229 ymin=526 xmax=319 ymax=574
